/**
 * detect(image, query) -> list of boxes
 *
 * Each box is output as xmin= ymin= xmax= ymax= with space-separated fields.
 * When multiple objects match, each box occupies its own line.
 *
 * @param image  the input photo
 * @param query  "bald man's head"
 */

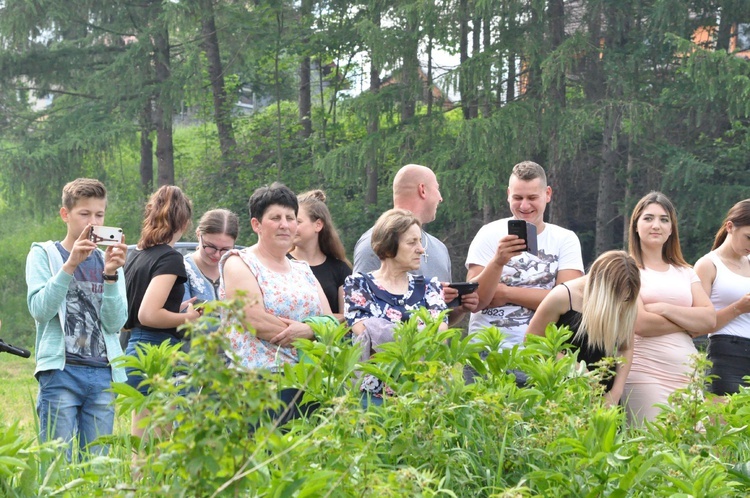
xmin=392 ymin=164 xmax=442 ymax=224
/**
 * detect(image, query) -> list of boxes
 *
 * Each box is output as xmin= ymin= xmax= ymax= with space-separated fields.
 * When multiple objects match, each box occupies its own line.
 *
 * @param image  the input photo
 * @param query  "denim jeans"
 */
xmin=36 ymin=365 xmax=115 ymax=457
xmin=125 ymin=328 xmax=181 ymax=395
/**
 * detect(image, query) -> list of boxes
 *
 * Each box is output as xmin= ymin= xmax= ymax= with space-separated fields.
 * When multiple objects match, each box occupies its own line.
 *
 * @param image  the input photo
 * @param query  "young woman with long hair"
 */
xmin=527 ymin=250 xmax=640 ymax=405
xmin=622 ymin=191 xmax=715 ymax=424
xmin=124 ymin=186 xmax=200 ymax=440
xmin=289 ymin=190 xmax=351 ymax=319
xmin=695 ymin=199 xmax=750 ymax=396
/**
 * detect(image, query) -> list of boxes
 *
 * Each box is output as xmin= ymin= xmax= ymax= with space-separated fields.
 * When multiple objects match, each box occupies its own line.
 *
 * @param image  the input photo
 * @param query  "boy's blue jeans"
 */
xmin=36 ymin=365 xmax=115 ymax=457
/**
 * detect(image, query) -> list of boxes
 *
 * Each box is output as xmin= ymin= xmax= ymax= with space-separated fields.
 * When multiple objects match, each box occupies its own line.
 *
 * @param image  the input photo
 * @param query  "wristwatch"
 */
xmin=102 ymin=272 xmax=119 ymax=282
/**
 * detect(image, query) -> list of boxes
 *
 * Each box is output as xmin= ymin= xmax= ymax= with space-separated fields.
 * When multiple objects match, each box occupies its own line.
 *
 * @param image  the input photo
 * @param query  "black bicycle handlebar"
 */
xmin=0 ymin=339 xmax=31 ymax=359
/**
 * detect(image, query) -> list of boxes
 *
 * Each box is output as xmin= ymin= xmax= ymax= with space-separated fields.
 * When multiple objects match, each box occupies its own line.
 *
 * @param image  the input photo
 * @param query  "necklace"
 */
xmin=421 ymin=230 xmax=429 ymax=262
xmin=722 ymin=256 xmax=748 ymax=270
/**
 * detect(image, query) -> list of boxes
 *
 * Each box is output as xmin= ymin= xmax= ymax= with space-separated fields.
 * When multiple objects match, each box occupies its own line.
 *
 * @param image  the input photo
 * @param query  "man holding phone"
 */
xmin=353 ymin=164 xmax=479 ymax=323
xmin=465 ymin=161 xmax=583 ymax=349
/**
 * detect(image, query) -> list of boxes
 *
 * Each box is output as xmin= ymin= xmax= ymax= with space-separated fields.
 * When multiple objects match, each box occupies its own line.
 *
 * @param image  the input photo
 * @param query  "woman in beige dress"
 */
xmin=622 ymin=192 xmax=715 ymax=425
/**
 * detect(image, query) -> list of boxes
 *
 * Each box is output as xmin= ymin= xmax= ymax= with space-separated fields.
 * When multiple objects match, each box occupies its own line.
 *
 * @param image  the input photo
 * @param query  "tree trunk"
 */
xmin=400 ymin=11 xmax=419 ymax=123
xmin=469 ymin=13 xmax=481 ymax=119
xmin=459 ymin=0 xmax=470 ymax=119
xmin=546 ymin=0 xmax=567 ymax=227
xmin=595 ymin=105 xmax=621 ymax=255
xmin=482 ymin=14 xmax=492 ymax=117
xmin=426 ymin=35 xmax=434 ymax=116
xmin=299 ymin=56 xmax=312 ymax=137
xmin=583 ymin=3 xmax=604 ymax=102
xmin=153 ymin=25 xmax=174 ymax=186
xmin=595 ymin=3 xmax=628 ymax=254
xmin=139 ymin=102 xmax=154 ymax=191
xmin=623 ymin=143 xmax=634 ymax=249
xmin=506 ymin=52 xmax=515 ymax=103
xmin=525 ymin=4 xmax=543 ymax=99
xmin=547 ymin=0 xmax=565 ymax=107
xmin=716 ymin=0 xmax=738 ymax=52
xmin=298 ymin=0 xmax=313 ymax=138
xmin=274 ymin=11 xmax=284 ymax=177
xmin=365 ymin=7 xmax=381 ymax=206
xmin=201 ymin=0 xmax=237 ymax=161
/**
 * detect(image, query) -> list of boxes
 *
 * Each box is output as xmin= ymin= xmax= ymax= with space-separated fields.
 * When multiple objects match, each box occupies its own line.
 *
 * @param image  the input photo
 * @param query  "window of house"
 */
xmin=736 ymin=23 xmax=750 ymax=51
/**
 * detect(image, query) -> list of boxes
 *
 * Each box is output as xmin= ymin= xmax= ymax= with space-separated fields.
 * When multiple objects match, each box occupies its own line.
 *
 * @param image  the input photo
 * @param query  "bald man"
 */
xmin=353 ymin=164 xmax=478 ymax=322
xmin=354 ymin=164 xmax=450 ymax=280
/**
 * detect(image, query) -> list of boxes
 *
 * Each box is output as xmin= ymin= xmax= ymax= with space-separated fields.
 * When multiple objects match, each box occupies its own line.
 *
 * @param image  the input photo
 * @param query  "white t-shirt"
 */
xmin=465 ymin=217 xmax=583 ymax=348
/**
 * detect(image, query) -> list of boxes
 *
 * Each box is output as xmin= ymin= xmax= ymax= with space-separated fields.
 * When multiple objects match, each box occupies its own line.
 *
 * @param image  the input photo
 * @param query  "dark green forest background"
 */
xmin=1 ymin=0 xmax=749 ymax=347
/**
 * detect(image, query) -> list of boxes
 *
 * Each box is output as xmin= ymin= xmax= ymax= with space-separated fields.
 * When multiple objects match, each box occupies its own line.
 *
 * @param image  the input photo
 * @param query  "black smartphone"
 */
xmin=507 ymin=220 xmax=538 ymax=256
xmin=446 ymin=281 xmax=479 ymax=307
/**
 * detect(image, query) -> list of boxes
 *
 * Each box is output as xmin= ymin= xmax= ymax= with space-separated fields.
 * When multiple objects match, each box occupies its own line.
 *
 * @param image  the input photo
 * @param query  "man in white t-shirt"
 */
xmin=466 ymin=161 xmax=584 ymax=349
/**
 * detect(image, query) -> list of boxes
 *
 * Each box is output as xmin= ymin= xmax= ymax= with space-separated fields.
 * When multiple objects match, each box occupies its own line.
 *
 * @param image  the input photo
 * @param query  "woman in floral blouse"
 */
xmin=220 ymin=183 xmax=331 ymax=424
xmin=344 ymin=208 xmax=448 ymax=404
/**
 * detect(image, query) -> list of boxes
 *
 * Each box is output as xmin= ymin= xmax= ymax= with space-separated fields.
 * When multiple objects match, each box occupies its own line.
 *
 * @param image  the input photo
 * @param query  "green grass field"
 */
xmin=0 ymin=352 xmax=37 ymax=435
xmin=0 ymin=353 xmax=132 ymax=442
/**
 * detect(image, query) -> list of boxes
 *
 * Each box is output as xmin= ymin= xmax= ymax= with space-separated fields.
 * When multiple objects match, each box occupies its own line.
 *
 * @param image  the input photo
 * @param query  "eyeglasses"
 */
xmin=200 ymin=236 xmax=233 ymax=256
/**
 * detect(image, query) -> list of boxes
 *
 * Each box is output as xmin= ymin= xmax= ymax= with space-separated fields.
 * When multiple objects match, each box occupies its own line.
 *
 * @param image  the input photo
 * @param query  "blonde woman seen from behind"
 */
xmin=695 ymin=199 xmax=750 ymax=396
xmin=623 ymin=192 xmax=715 ymax=425
xmin=527 ymin=250 xmax=640 ymax=406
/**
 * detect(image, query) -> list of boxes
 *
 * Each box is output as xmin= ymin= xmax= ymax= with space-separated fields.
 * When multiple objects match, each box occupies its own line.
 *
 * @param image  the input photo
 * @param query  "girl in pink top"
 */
xmin=623 ymin=192 xmax=715 ymax=425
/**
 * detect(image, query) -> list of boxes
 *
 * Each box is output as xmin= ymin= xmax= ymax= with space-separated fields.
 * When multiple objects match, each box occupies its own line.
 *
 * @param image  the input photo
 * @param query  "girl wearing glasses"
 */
xmin=184 ymin=209 xmax=239 ymax=310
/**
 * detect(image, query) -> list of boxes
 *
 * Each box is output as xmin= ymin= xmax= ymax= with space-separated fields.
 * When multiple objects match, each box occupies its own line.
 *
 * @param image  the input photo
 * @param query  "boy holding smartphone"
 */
xmin=465 ymin=162 xmax=584 ymax=349
xmin=25 ymin=178 xmax=128 ymax=456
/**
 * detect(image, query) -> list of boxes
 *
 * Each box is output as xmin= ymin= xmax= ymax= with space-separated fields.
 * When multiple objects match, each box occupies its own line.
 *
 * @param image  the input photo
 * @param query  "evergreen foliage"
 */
xmin=1 ymin=0 xmax=750 ymax=340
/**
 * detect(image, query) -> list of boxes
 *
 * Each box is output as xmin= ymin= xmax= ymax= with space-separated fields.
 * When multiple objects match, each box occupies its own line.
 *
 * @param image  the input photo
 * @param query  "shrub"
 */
xmin=5 ymin=302 xmax=750 ymax=496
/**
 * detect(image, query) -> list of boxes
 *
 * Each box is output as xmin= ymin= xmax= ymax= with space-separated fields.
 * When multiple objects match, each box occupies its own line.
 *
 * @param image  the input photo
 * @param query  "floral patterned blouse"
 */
xmin=344 ymin=272 xmax=447 ymax=327
xmin=219 ymin=248 xmax=324 ymax=371
xmin=344 ymin=272 xmax=447 ymax=397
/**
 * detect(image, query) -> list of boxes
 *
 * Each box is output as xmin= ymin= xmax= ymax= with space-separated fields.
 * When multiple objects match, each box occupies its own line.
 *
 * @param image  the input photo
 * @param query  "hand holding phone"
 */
xmin=446 ymin=281 xmax=479 ymax=307
xmin=507 ymin=220 xmax=538 ymax=256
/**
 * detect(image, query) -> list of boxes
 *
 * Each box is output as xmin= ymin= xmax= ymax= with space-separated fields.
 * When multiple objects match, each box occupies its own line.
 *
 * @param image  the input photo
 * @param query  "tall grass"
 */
xmin=0 ymin=352 xmax=36 ymax=433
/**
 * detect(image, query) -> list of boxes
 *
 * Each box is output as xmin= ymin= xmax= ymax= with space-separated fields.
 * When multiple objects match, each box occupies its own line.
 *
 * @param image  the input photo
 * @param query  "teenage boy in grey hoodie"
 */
xmin=26 ymin=178 xmax=128 ymax=456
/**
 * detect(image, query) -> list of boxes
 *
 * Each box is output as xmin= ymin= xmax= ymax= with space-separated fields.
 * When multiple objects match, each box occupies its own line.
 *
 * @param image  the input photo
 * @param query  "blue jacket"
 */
xmin=183 ymin=253 xmax=220 ymax=334
xmin=25 ymin=241 xmax=127 ymax=382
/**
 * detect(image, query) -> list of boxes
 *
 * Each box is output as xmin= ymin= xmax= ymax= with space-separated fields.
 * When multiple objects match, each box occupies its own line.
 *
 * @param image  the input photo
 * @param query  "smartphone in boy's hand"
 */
xmin=507 ymin=220 xmax=538 ymax=256
xmin=89 ymin=226 xmax=124 ymax=246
